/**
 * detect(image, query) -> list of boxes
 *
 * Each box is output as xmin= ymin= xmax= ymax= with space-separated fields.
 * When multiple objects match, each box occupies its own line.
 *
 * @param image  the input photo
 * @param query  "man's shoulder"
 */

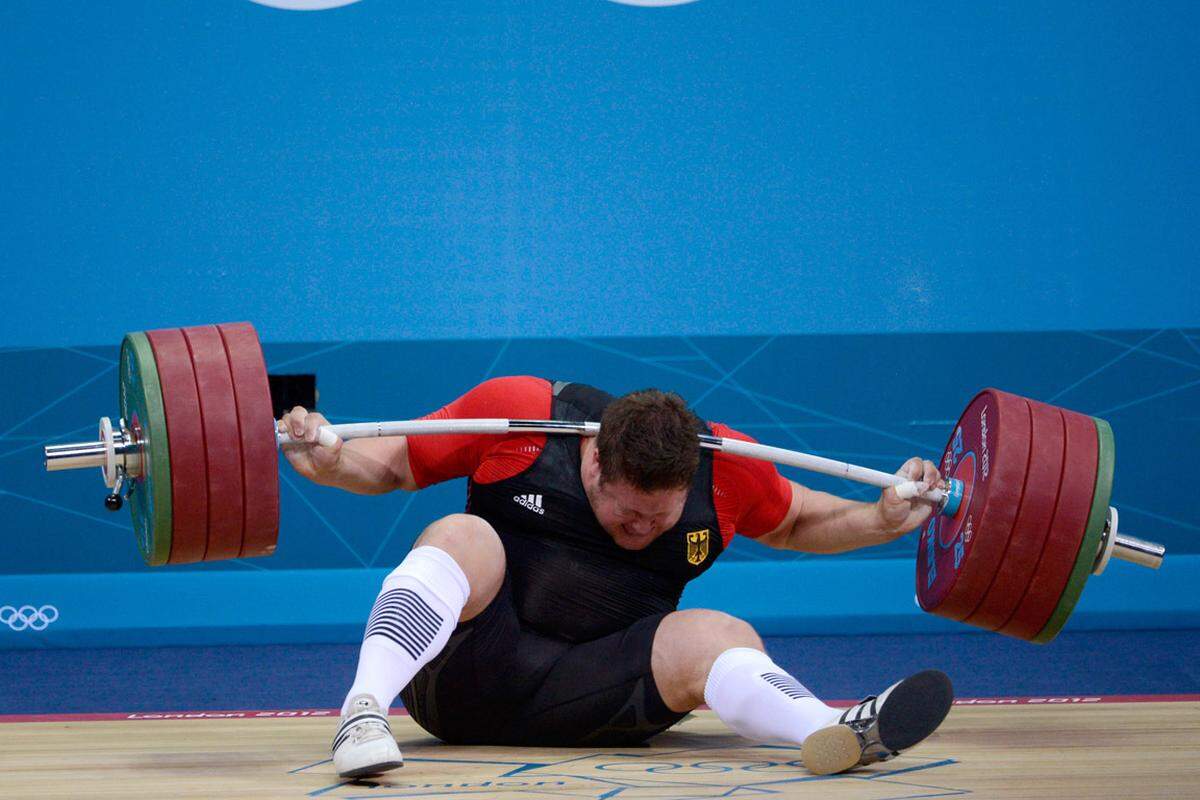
xmin=476 ymin=375 xmax=553 ymax=394
xmin=458 ymin=376 xmax=553 ymax=416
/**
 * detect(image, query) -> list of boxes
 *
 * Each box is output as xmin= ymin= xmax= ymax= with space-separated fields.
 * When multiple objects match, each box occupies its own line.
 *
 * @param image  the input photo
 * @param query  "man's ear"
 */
xmin=585 ymin=439 xmax=607 ymax=486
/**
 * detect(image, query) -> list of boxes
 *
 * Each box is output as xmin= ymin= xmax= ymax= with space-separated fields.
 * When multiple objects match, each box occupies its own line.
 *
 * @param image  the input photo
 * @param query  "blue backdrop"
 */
xmin=2 ymin=1 xmax=1197 ymax=647
xmin=2 ymin=0 xmax=1198 ymax=348
xmin=2 ymin=329 xmax=1198 ymax=648
xmin=4 ymin=329 xmax=1200 ymax=572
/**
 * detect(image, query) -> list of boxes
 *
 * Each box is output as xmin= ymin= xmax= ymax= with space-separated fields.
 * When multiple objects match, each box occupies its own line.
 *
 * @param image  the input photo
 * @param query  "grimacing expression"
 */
xmin=590 ymin=478 xmax=689 ymax=550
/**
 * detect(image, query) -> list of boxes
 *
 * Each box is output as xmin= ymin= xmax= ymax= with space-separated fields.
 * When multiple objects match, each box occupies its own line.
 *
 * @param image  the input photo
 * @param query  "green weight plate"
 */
xmin=1032 ymin=416 xmax=1114 ymax=643
xmin=119 ymin=332 xmax=173 ymax=566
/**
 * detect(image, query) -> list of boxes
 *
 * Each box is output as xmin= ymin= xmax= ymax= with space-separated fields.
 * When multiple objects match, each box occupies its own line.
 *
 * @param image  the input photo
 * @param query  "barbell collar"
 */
xmin=44 ymin=427 xmax=142 ymax=477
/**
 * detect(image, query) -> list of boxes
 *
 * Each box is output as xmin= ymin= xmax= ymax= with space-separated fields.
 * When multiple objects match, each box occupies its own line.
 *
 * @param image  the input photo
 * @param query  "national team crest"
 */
xmin=685 ymin=529 xmax=710 ymax=565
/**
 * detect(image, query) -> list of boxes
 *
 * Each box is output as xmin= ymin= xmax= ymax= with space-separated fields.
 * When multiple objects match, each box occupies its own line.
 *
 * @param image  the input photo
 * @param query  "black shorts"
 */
xmin=399 ymin=576 xmax=687 ymax=747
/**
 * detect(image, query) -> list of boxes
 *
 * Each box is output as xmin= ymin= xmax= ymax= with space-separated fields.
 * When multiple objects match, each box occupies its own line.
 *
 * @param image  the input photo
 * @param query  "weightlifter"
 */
xmin=278 ymin=376 xmax=955 ymax=778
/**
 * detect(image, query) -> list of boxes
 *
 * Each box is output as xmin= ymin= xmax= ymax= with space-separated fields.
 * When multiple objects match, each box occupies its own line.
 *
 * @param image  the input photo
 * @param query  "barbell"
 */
xmin=42 ymin=322 xmax=1165 ymax=643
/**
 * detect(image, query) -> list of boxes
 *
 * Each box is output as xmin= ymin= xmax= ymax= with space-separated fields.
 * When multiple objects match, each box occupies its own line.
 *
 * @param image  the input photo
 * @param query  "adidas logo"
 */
xmin=513 ymin=493 xmax=545 ymax=515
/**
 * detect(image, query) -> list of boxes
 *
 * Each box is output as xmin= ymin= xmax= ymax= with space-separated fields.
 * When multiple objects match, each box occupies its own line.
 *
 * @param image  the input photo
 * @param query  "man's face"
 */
xmin=581 ymin=440 xmax=689 ymax=549
xmin=591 ymin=479 xmax=689 ymax=550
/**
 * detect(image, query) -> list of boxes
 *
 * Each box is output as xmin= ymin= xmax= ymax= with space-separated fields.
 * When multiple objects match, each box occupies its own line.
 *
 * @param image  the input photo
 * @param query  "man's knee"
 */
xmin=652 ymin=609 xmax=763 ymax=712
xmin=412 ymin=513 xmax=505 ymax=620
xmin=661 ymin=609 xmax=763 ymax=657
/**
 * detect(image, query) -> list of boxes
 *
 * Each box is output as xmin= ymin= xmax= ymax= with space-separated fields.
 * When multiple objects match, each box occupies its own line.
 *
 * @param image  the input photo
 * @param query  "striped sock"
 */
xmin=341 ymin=546 xmax=469 ymax=715
xmin=703 ymin=647 xmax=839 ymax=744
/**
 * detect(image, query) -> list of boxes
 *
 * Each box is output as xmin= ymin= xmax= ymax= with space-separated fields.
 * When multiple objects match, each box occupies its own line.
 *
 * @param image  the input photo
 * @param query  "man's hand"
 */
xmin=278 ymin=406 xmax=344 ymax=482
xmin=877 ymin=456 xmax=942 ymax=537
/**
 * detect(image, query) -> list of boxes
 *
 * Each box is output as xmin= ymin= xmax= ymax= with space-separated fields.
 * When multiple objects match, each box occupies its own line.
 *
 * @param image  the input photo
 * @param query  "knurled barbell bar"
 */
xmin=43 ymin=322 xmax=1165 ymax=643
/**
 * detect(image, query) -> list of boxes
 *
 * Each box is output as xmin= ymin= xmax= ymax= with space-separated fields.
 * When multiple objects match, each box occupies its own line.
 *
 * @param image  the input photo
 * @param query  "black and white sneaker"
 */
xmin=332 ymin=694 xmax=404 ymax=779
xmin=800 ymin=669 xmax=954 ymax=775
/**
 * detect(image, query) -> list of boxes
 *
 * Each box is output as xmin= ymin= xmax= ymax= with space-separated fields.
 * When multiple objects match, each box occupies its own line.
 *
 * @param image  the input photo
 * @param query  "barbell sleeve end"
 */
xmin=1092 ymin=506 xmax=1165 ymax=574
xmin=1112 ymin=532 xmax=1165 ymax=571
xmin=44 ymin=440 xmax=108 ymax=472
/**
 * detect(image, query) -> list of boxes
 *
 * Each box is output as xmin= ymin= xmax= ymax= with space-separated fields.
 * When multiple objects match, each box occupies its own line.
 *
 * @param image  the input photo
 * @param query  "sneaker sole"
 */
xmin=876 ymin=669 xmax=954 ymax=752
xmin=338 ymin=760 xmax=404 ymax=779
xmin=800 ymin=725 xmax=861 ymax=776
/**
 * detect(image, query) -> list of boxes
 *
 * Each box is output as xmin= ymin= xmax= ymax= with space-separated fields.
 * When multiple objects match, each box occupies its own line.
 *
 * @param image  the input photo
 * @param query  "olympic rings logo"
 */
xmin=0 ymin=605 xmax=59 ymax=632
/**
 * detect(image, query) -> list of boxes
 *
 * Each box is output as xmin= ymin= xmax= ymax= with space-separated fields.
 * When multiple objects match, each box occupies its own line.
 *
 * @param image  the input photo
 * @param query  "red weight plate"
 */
xmin=964 ymin=397 xmax=1065 ymax=630
xmin=144 ymin=328 xmax=209 ymax=564
xmin=182 ymin=325 xmax=245 ymax=561
xmin=917 ymin=389 xmax=1030 ymax=621
xmin=997 ymin=408 xmax=1097 ymax=640
xmin=218 ymin=322 xmax=280 ymax=559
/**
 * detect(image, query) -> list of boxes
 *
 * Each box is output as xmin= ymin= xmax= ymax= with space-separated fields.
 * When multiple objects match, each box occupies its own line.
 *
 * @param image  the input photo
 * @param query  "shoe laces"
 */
xmin=840 ymin=694 xmax=899 ymax=766
xmin=334 ymin=694 xmax=392 ymax=750
xmin=348 ymin=717 xmax=392 ymax=745
xmin=840 ymin=694 xmax=879 ymax=726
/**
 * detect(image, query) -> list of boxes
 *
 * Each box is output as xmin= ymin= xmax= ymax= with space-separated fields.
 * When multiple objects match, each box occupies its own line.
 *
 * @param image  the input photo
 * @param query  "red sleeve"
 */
xmin=407 ymin=376 xmax=552 ymax=488
xmin=710 ymin=422 xmax=794 ymax=545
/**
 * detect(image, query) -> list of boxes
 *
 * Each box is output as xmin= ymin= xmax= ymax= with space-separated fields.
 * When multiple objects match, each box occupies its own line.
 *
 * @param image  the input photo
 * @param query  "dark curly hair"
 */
xmin=597 ymin=389 xmax=701 ymax=491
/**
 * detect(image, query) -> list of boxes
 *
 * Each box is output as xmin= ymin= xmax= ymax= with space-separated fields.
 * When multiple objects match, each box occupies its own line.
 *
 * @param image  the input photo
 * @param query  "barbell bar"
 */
xmin=43 ymin=412 xmax=1164 ymax=573
xmin=271 ymin=419 xmax=960 ymax=508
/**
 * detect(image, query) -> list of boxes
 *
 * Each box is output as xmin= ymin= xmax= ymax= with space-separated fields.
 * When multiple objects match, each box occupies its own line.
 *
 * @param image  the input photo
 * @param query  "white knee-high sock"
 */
xmin=703 ymin=647 xmax=840 ymax=744
xmin=341 ymin=546 xmax=470 ymax=714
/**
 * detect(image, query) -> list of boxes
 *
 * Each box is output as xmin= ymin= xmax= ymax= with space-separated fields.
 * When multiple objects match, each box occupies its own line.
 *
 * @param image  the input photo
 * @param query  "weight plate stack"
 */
xmin=965 ymin=397 xmax=1066 ymax=630
xmin=1032 ymin=416 xmax=1115 ymax=643
xmin=996 ymin=406 xmax=1098 ymax=640
xmin=918 ymin=389 xmax=1031 ymax=621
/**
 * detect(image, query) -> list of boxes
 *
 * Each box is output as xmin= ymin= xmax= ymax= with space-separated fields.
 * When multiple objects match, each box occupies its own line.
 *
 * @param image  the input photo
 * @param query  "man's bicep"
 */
xmin=754 ymin=481 xmax=807 ymax=549
xmin=710 ymin=423 xmax=796 ymax=543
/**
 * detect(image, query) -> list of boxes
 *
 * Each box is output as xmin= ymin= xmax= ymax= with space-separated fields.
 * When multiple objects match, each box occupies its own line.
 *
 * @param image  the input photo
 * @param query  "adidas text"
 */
xmin=514 ymin=494 xmax=545 ymax=515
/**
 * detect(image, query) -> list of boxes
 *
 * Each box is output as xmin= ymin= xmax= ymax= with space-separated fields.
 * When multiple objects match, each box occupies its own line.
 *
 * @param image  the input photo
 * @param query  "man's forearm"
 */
xmin=784 ymin=488 xmax=901 ymax=554
xmin=310 ymin=439 xmax=412 ymax=495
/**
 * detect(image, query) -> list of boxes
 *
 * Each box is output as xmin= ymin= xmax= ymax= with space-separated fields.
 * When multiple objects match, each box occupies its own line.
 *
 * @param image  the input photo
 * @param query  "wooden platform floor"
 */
xmin=1 ymin=702 xmax=1197 ymax=799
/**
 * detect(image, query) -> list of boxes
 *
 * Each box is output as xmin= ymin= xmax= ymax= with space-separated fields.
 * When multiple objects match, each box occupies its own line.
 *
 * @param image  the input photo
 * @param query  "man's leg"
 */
xmin=501 ymin=608 xmax=837 ymax=748
xmin=652 ymin=609 xmax=841 ymax=743
xmin=506 ymin=612 xmax=689 ymax=747
xmin=334 ymin=513 xmax=505 ymax=777
xmin=652 ymin=609 xmax=953 ymax=775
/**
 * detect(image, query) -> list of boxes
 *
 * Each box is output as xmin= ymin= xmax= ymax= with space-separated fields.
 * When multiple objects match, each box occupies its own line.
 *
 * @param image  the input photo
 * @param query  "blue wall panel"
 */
xmin=3 ymin=0 xmax=1198 ymax=348
xmin=3 ymin=0 xmax=1198 ymax=645
xmin=3 ymin=329 xmax=1197 ymax=580
xmin=4 ymin=556 xmax=1194 ymax=649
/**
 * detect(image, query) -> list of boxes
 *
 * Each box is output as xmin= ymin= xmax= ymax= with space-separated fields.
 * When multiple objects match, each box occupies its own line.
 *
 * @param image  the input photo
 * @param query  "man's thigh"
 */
xmin=400 ymin=576 xmax=567 ymax=744
xmin=510 ymin=612 xmax=689 ymax=747
xmin=401 ymin=579 xmax=687 ymax=747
